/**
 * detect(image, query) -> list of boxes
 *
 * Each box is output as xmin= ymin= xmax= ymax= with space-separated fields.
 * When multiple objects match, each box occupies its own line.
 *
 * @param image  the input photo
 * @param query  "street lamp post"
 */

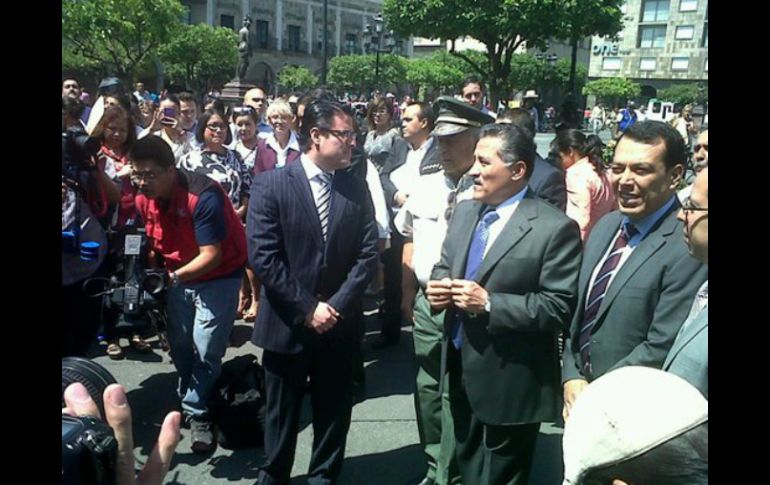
xmin=363 ymin=14 xmax=395 ymax=93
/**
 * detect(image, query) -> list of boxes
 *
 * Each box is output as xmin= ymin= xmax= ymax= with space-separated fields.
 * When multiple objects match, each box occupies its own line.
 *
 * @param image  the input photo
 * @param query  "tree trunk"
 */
xmin=568 ymin=38 xmax=578 ymax=98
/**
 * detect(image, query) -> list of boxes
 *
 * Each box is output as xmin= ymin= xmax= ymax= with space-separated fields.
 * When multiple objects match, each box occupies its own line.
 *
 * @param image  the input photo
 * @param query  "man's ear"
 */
xmin=510 ymin=160 xmax=527 ymax=181
xmin=669 ymin=163 xmax=684 ymax=190
xmin=310 ymin=127 xmax=322 ymax=147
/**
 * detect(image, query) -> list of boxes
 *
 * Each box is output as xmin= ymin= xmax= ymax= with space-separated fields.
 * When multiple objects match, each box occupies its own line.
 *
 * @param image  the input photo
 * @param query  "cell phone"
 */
xmin=163 ymin=107 xmax=175 ymax=118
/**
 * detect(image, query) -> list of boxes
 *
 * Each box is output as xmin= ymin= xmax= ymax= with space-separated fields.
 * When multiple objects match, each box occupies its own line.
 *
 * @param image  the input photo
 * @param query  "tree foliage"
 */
xmin=62 ymin=0 xmax=185 ymax=82
xmin=659 ymin=83 xmax=708 ymax=106
xmin=277 ymin=65 xmax=320 ymax=92
xmin=159 ymin=23 xmax=238 ymax=93
xmin=582 ymin=77 xmax=641 ymax=105
xmin=328 ymin=55 xmax=407 ymax=94
xmin=384 ymin=0 xmax=623 ymax=104
xmin=403 ymin=50 xmax=484 ymax=100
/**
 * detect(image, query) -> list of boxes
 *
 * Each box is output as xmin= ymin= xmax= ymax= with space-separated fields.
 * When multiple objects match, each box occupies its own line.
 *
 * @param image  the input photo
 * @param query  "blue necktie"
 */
xmin=451 ymin=208 xmax=500 ymax=349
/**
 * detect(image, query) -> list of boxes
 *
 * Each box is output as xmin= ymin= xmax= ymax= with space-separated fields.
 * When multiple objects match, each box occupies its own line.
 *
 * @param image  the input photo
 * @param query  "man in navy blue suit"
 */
xmin=246 ymin=99 xmax=379 ymax=484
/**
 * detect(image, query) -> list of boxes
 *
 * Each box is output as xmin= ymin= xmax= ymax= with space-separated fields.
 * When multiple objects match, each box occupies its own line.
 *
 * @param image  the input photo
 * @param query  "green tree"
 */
xmin=159 ymin=23 xmax=238 ymax=93
xmin=659 ymin=83 xmax=708 ymax=106
xmin=62 ymin=0 xmax=185 ymax=82
xmin=507 ymin=54 xmax=547 ymax=93
xmin=545 ymin=58 xmax=588 ymax=93
xmin=277 ymin=65 xmax=319 ymax=92
xmin=384 ymin=0 xmax=623 ymax=104
xmin=328 ymin=54 xmax=407 ymax=94
xmin=405 ymin=56 xmax=463 ymax=100
xmin=582 ymin=77 xmax=641 ymax=107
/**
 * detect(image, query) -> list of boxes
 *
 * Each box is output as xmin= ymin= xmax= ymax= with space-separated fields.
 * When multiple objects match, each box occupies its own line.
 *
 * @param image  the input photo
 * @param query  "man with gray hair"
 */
xmin=428 ymin=122 xmax=581 ymax=484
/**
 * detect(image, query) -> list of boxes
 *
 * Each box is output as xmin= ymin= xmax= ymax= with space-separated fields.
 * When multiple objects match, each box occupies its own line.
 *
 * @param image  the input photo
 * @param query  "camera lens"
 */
xmin=142 ymin=272 xmax=166 ymax=295
xmin=62 ymin=357 xmax=117 ymax=417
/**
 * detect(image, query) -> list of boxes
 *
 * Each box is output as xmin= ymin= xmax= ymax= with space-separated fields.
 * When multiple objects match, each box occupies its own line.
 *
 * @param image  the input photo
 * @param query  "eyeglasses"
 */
xmin=693 ymin=143 xmax=708 ymax=152
xmin=681 ymin=200 xmax=708 ymax=224
xmin=322 ymin=129 xmax=356 ymax=141
xmin=206 ymin=123 xmax=228 ymax=132
xmin=130 ymin=169 xmax=165 ymax=182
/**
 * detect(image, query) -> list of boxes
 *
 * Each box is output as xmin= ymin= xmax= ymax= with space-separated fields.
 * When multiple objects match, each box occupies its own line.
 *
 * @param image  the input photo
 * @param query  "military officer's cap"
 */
xmin=431 ymin=96 xmax=495 ymax=137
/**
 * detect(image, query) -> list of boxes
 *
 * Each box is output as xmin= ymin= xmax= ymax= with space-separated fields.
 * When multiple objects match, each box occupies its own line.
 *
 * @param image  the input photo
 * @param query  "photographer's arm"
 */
xmin=63 ymin=383 xmax=180 ymax=485
xmin=174 ymin=243 xmax=222 ymax=283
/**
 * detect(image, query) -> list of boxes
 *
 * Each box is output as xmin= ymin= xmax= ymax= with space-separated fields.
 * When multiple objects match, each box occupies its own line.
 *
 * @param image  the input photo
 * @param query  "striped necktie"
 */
xmin=316 ymin=172 xmax=333 ymax=241
xmin=579 ymin=223 xmax=638 ymax=377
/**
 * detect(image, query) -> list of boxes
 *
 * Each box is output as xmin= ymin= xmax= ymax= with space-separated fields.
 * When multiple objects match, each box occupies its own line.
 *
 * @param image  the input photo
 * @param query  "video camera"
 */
xmin=62 ymin=357 xmax=119 ymax=485
xmin=84 ymin=227 xmax=170 ymax=351
xmin=62 ymin=125 xmax=101 ymax=182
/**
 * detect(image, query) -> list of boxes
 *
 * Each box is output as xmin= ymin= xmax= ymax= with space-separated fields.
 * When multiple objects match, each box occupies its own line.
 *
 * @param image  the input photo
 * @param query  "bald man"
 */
xmin=243 ymin=87 xmax=273 ymax=137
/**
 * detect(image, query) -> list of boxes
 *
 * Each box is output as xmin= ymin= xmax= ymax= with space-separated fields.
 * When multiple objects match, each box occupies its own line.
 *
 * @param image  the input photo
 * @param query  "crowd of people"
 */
xmin=62 ymin=73 xmax=708 ymax=485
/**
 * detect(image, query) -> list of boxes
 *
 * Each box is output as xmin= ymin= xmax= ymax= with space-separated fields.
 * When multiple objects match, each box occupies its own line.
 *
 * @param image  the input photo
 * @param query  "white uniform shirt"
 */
xmin=394 ymin=171 xmax=475 ymax=287
xmin=390 ymin=137 xmax=434 ymax=205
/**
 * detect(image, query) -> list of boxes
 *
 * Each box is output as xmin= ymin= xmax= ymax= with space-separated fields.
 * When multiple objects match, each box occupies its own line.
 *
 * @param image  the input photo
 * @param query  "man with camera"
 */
xmin=129 ymin=135 xmax=247 ymax=453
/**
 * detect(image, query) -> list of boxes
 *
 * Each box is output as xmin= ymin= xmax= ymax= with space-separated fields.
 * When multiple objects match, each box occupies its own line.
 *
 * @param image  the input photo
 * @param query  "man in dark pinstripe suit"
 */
xmin=246 ymin=99 xmax=379 ymax=485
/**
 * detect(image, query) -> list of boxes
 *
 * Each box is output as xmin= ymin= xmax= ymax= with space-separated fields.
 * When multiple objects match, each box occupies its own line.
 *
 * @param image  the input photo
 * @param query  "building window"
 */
xmin=640 ymin=58 xmax=657 ymax=71
xmin=642 ymin=0 xmax=670 ymax=22
xmin=702 ymin=23 xmax=708 ymax=47
xmin=256 ymin=20 xmax=269 ymax=49
xmin=638 ymin=26 xmax=667 ymax=48
xmin=671 ymin=57 xmax=689 ymax=70
xmin=680 ymin=0 xmax=698 ymax=11
xmin=675 ymin=25 xmax=695 ymax=40
xmin=288 ymin=25 xmax=301 ymax=52
xmin=345 ymin=34 xmax=357 ymax=55
xmin=602 ymin=57 xmax=622 ymax=71
xmin=220 ymin=15 xmax=235 ymax=30
xmin=181 ymin=6 xmax=192 ymax=24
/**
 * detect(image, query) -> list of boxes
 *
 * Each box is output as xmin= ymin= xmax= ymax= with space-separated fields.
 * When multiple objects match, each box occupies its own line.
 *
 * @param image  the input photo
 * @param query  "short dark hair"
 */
xmin=478 ymin=123 xmax=535 ymax=179
xmin=619 ymin=120 xmax=687 ymax=170
xmin=195 ymin=110 xmax=233 ymax=145
xmin=178 ymin=91 xmax=196 ymax=104
xmin=584 ymin=422 xmax=708 ymax=485
xmin=498 ymin=108 xmax=535 ymax=139
xmin=62 ymin=96 xmax=85 ymax=120
xmin=160 ymin=93 xmax=180 ymax=107
xmin=299 ymin=100 xmax=349 ymax=153
xmin=408 ymin=102 xmax=435 ymax=132
xmin=128 ymin=135 xmax=175 ymax=169
xmin=461 ymin=75 xmax=485 ymax=92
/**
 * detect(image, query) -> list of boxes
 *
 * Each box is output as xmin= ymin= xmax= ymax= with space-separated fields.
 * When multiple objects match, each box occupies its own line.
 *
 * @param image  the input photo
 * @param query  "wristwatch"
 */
xmin=168 ymin=271 xmax=180 ymax=288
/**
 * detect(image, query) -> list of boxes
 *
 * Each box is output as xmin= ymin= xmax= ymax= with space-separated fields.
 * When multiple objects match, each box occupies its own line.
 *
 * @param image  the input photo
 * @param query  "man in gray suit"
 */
xmin=665 ymin=167 xmax=708 ymax=397
xmin=562 ymin=121 xmax=708 ymax=421
xmin=428 ymin=123 xmax=582 ymax=484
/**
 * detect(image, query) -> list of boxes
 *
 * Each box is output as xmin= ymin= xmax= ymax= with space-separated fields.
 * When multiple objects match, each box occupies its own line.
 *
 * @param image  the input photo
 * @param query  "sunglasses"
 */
xmin=233 ymin=106 xmax=255 ymax=117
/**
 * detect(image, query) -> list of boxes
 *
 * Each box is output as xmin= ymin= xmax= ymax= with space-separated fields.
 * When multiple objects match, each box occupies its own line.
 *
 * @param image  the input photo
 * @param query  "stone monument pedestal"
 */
xmin=219 ymin=79 xmax=256 ymax=107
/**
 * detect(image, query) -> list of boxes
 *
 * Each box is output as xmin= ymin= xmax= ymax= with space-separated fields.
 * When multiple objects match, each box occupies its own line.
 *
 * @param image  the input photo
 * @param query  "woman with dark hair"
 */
xmin=552 ymin=129 xmax=616 ymax=240
xmin=179 ymin=110 xmax=251 ymax=218
xmin=363 ymin=96 xmax=399 ymax=172
xmin=90 ymin=104 xmax=152 ymax=357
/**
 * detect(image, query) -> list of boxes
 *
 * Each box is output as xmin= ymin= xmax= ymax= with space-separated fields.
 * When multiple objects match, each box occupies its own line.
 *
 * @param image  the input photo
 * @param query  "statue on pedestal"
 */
xmin=237 ymin=16 xmax=252 ymax=81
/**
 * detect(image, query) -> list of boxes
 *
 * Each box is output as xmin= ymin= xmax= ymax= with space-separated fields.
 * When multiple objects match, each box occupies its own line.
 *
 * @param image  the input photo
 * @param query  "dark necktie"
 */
xmin=316 ymin=172 xmax=332 ymax=241
xmin=579 ymin=223 xmax=639 ymax=376
xmin=451 ymin=208 xmax=500 ymax=349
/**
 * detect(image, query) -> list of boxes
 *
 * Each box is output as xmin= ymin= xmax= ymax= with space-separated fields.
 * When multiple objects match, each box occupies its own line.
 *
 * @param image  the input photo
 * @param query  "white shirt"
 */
xmin=300 ymin=154 xmax=333 ymax=210
xmin=390 ymin=137 xmax=434 ymax=203
xmin=266 ymin=132 xmax=300 ymax=169
xmin=365 ymin=159 xmax=391 ymax=240
xmin=395 ymin=171 xmax=475 ymax=287
xmin=483 ymin=187 xmax=528 ymax=258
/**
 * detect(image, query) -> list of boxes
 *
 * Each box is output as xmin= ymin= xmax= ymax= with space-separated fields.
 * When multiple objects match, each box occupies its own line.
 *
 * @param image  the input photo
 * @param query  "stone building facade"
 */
xmin=181 ymin=0 xmax=413 ymax=93
xmin=588 ymin=0 xmax=708 ymax=99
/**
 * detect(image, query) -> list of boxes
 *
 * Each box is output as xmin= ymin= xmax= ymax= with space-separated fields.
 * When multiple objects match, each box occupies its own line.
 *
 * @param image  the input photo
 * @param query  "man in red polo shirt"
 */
xmin=129 ymin=135 xmax=247 ymax=453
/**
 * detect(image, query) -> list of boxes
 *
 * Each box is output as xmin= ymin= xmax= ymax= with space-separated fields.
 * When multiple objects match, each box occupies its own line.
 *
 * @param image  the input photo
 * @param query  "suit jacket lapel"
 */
xmin=452 ymin=201 xmax=482 ymax=278
xmin=597 ymin=211 xmax=677 ymax=321
xmin=664 ymin=307 xmax=708 ymax=369
xmin=288 ymin=163 xmax=324 ymax=245
xmin=475 ymin=198 xmax=535 ymax=282
xmin=325 ymin=173 xmax=345 ymax=248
